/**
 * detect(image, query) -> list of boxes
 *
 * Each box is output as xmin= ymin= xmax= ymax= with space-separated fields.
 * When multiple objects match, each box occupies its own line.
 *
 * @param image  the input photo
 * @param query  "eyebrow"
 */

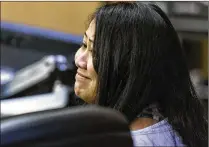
xmin=84 ymin=32 xmax=94 ymax=43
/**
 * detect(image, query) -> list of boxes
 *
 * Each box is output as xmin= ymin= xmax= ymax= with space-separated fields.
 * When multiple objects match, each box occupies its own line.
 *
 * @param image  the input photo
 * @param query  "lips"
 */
xmin=76 ymin=71 xmax=90 ymax=79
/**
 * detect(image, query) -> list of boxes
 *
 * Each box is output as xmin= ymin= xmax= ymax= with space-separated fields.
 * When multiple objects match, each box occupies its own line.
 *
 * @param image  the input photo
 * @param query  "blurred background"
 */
xmin=0 ymin=2 xmax=208 ymax=116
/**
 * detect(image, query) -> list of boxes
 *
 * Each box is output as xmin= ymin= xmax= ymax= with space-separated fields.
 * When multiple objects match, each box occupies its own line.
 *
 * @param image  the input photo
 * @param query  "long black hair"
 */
xmin=91 ymin=2 xmax=207 ymax=147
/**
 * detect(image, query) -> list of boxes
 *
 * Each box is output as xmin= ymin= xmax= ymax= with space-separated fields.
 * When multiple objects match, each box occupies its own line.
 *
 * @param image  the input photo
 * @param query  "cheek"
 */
xmin=87 ymin=56 xmax=97 ymax=80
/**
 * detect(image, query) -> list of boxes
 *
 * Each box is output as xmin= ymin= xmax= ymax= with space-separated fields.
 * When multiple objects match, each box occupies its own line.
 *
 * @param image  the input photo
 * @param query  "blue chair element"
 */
xmin=1 ymin=21 xmax=83 ymax=44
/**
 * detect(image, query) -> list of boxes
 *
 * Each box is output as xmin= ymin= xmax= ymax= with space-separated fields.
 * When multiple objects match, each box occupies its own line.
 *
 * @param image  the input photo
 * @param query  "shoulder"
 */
xmin=131 ymin=119 xmax=185 ymax=146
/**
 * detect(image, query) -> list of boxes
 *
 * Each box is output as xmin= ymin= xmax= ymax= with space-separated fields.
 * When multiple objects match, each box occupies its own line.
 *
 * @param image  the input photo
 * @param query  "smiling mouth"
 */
xmin=76 ymin=72 xmax=90 ymax=80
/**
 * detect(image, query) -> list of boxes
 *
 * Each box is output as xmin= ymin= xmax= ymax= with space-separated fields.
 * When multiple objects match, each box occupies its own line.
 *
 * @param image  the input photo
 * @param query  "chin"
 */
xmin=74 ymin=82 xmax=97 ymax=104
xmin=74 ymin=90 xmax=95 ymax=104
xmin=74 ymin=87 xmax=88 ymax=101
xmin=74 ymin=85 xmax=82 ymax=98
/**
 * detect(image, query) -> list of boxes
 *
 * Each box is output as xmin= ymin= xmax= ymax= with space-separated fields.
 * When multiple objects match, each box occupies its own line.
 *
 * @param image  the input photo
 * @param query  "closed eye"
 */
xmin=82 ymin=43 xmax=87 ymax=48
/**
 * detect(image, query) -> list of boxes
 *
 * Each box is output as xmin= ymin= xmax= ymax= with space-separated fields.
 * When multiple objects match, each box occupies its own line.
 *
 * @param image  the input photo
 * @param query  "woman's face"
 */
xmin=74 ymin=20 xmax=97 ymax=103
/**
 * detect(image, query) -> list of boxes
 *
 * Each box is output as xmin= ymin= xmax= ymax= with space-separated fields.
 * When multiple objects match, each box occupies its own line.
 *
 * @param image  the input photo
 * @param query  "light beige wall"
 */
xmin=1 ymin=2 xmax=101 ymax=35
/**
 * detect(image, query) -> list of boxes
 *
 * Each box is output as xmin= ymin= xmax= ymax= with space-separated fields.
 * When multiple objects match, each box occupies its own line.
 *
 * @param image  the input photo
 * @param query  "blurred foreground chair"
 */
xmin=1 ymin=105 xmax=133 ymax=147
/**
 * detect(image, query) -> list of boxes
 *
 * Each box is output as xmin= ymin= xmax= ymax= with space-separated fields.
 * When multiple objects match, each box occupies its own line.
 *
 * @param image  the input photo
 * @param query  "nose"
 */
xmin=74 ymin=49 xmax=87 ymax=70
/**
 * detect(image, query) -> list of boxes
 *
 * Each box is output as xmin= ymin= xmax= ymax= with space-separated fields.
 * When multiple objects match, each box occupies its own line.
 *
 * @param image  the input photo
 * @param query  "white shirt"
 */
xmin=131 ymin=119 xmax=185 ymax=146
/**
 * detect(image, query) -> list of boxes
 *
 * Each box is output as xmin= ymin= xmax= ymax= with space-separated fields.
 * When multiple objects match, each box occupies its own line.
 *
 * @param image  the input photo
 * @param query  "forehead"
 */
xmin=85 ymin=20 xmax=95 ymax=41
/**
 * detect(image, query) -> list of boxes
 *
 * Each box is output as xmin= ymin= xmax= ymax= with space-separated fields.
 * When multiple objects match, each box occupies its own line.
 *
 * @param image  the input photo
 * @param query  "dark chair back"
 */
xmin=1 ymin=105 xmax=133 ymax=147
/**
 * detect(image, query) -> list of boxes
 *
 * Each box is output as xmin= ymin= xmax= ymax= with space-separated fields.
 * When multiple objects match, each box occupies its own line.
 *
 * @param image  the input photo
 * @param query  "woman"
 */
xmin=74 ymin=2 xmax=207 ymax=147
